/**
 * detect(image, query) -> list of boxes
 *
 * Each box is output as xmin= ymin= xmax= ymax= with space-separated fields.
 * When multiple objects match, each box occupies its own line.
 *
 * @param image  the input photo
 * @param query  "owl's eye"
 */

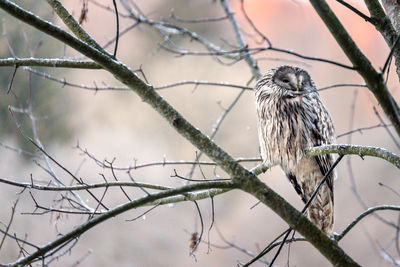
xmin=281 ymin=78 xmax=290 ymax=83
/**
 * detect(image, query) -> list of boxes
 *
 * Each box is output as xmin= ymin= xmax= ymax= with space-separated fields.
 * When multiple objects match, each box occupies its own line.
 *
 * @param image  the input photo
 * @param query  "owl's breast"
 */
xmin=257 ymin=97 xmax=312 ymax=171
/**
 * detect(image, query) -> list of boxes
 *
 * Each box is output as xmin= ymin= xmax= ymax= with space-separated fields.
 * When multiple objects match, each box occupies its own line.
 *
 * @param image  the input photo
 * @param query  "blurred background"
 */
xmin=0 ymin=0 xmax=399 ymax=266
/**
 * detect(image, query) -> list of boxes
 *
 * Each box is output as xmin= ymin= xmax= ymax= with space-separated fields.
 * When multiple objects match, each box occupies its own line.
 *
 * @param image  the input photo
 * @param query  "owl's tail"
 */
xmin=307 ymin=183 xmax=334 ymax=235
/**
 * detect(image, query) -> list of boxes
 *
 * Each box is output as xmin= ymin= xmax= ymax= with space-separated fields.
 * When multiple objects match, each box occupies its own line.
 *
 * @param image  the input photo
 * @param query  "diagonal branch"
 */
xmin=336 ymin=205 xmax=400 ymax=241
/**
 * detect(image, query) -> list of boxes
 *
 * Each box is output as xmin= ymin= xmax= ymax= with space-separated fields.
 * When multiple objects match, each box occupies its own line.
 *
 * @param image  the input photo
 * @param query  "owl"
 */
xmin=254 ymin=65 xmax=336 ymax=235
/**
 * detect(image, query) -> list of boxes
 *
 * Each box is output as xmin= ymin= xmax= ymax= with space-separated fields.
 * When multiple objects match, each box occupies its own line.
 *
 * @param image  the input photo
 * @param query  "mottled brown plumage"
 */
xmin=255 ymin=65 xmax=336 ymax=234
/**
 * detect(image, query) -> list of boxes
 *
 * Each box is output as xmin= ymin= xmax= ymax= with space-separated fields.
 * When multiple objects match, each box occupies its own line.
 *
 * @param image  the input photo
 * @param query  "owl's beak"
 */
xmin=296 ymin=87 xmax=299 ymax=92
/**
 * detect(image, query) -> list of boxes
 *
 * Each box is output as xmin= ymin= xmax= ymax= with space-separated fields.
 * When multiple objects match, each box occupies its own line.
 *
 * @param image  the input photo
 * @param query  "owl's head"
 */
xmin=256 ymin=65 xmax=317 ymax=99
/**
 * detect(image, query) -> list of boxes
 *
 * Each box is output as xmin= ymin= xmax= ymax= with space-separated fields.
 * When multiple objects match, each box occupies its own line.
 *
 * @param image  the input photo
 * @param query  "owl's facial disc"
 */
xmin=273 ymin=71 xmax=298 ymax=91
xmin=271 ymin=66 xmax=317 ymax=97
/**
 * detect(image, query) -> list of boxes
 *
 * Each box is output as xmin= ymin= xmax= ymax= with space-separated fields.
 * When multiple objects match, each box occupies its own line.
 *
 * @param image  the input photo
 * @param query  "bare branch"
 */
xmin=220 ymin=0 xmax=261 ymax=79
xmin=337 ymin=123 xmax=392 ymax=138
xmin=170 ymin=10 xmax=229 ymax=24
xmin=0 ymin=57 xmax=100 ymax=68
xmin=154 ymin=80 xmax=252 ymax=91
xmin=336 ymin=0 xmax=374 ymax=23
xmin=0 ymin=199 xmax=19 ymax=250
xmin=336 ymin=205 xmax=400 ymax=241
xmin=318 ymin=83 xmax=367 ymax=91
xmin=307 ymin=144 xmax=400 ymax=169
xmin=0 ymin=178 xmax=171 ymax=191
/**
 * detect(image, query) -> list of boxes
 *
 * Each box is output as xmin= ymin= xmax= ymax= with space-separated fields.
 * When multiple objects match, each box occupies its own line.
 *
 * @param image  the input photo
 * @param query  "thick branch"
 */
xmin=310 ymin=0 xmax=400 ymax=137
xmin=307 ymin=144 xmax=400 ymax=169
xmin=0 ymin=57 xmax=100 ymax=68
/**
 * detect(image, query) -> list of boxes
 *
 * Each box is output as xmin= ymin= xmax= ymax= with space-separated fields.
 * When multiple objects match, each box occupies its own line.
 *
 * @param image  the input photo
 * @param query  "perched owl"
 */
xmin=254 ymin=65 xmax=336 ymax=235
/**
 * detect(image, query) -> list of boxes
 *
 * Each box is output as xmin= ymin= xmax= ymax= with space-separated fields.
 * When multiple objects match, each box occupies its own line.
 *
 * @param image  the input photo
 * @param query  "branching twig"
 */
xmin=6 ymin=180 xmax=234 ymax=266
xmin=336 ymin=205 xmax=400 ymax=241
xmin=307 ymin=144 xmax=400 ymax=169
xmin=220 ymin=0 xmax=261 ymax=79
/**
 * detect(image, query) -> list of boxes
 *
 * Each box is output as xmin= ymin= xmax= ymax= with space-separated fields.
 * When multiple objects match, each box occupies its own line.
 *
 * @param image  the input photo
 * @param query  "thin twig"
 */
xmin=336 ymin=205 xmax=400 ymax=241
xmin=0 ymin=199 xmax=19 ymax=249
xmin=382 ymin=34 xmax=400 ymax=75
xmin=112 ymin=0 xmax=119 ymax=58
xmin=373 ymin=106 xmax=400 ymax=149
xmin=170 ymin=10 xmax=229 ymax=23
xmin=190 ymin=201 xmax=204 ymax=255
xmin=336 ymin=0 xmax=374 ymax=23
xmin=126 ymin=204 xmax=160 ymax=222
xmin=6 ymin=65 xmax=17 ymax=94
xmin=337 ymin=123 xmax=392 ymax=138
xmin=240 ymin=0 xmax=271 ymax=47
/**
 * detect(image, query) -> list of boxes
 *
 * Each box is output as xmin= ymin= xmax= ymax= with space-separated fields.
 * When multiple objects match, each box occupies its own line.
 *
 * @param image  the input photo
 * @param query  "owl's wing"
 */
xmin=314 ymin=152 xmax=334 ymax=201
xmin=311 ymin=103 xmax=335 ymax=202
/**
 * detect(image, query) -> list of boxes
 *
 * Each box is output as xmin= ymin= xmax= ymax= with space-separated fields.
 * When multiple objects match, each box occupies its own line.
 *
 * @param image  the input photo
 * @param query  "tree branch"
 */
xmin=336 ymin=0 xmax=374 ymax=23
xmin=336 ymin=205 xmax=400 ymax=241
xmin=0 ymin=57 xmax=100 ymax=68
xmin=0 ymin=178 xmax=171 ymax=191
xmin=307 ymin=144 xmax=400 ymax=169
